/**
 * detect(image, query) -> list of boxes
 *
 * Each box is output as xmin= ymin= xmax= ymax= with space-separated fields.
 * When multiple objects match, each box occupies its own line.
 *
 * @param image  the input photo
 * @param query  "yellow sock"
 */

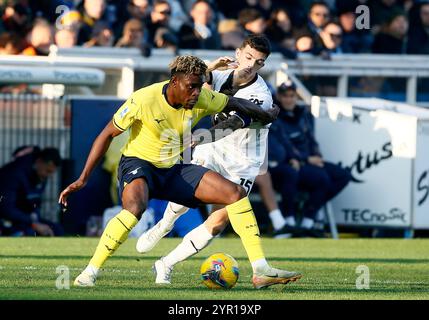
xmin=89 ymin=209 xmax=138 ymax=268
xmin=226 ymin=196 xmax=265 ymax=263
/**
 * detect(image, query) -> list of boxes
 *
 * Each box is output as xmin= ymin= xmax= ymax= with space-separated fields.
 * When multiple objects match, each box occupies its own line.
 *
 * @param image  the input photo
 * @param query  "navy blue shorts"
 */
xmin=118 ymin=156 xmax=210 ymax=208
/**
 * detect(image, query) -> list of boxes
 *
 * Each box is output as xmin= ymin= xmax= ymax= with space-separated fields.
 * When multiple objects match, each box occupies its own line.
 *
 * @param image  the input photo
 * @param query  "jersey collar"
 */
xmin=162 ymin=83 xmax=182 ymax=109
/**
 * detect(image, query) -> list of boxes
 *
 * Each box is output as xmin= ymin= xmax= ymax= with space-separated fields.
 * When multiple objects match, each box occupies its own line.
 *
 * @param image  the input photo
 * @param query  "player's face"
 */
xmin=174 ymin=73 xmax=204 ymax=109
xmin=235 ymin=45 xmax=267 ymax=79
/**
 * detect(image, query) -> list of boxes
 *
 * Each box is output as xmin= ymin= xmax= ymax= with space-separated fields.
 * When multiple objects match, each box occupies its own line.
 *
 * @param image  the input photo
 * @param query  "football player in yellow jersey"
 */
xmin=58 ymin=55 xmax=283 ymax=287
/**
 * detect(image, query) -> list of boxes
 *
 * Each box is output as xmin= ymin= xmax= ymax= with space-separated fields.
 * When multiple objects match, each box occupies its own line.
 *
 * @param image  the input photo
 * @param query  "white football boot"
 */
xmin=152 ymin=258 xmax=173 ymax=284
xmin=136 ymin=220 xmax=172 ymax=253
xmin=73 ymin=271 xmax=97 ymax=287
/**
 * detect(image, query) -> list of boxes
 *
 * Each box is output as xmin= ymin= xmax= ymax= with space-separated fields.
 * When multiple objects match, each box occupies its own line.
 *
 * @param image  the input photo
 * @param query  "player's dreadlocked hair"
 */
xmin=169 ymin=55 xmax=207 ymax=77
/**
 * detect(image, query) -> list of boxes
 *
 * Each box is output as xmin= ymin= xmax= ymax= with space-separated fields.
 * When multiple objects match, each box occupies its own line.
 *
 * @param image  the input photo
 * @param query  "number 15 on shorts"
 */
xmin=239 ymin=178 xmax=253 ymax=195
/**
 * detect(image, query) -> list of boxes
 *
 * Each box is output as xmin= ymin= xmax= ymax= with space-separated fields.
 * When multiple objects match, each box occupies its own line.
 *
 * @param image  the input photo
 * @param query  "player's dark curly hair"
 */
xmin=169 ymin=55 xmax=207 ymax=77
xmin=240 ymin=34 xmax=271 ymax=57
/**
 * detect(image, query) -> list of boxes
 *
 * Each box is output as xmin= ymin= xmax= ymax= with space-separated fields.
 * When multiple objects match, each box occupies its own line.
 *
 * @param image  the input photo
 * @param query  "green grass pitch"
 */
xmin=0 ymin=237 xmax=428 ymax=300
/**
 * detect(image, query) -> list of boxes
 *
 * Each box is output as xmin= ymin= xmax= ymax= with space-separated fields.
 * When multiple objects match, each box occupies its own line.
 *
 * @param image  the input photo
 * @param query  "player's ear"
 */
xmin=235 ymin=48 xmax=240 ymax=60
xmin=170 ymin=75 xmax=178 ymax=87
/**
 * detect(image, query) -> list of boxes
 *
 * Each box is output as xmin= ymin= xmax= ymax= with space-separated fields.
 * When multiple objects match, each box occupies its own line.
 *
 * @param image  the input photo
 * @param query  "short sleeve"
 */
xmin=113 ymin=94 xmax=141 ymax=131
xmin=210 ymin=70 xmax=222 ymax=87
xmin=194 ymin=88 xmax=228 ymax=116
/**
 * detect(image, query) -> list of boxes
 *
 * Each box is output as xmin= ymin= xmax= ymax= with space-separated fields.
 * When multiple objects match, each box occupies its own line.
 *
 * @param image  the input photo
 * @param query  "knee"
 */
xmin=227 ymin=184 xmax=247 ymax=204
xmin=122 ymin=200 xmax=147 ymax=220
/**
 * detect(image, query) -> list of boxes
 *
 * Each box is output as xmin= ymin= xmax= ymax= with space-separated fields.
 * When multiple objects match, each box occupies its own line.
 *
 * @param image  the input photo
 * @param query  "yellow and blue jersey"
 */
xmin=113 ymin=80 xmax=228 ymax=168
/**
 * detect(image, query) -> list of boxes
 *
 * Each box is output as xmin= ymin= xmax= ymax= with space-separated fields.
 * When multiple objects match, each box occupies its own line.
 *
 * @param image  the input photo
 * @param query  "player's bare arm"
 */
xmin=58 ymin=121 xmax=123 ymax=206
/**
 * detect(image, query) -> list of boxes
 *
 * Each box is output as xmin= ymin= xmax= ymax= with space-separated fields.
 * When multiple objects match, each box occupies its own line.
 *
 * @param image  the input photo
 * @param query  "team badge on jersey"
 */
xmin=120 ymin=106 xmax=129 ymax=118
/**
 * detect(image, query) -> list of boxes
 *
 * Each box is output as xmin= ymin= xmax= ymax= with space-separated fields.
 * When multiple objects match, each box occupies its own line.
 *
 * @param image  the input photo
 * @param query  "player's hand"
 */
xmin=32 ymin=222 xmax=54 ymax=236
xmin=259 ymin=104 xmax=280 ymax=125
xmin=207 ymin=56 xmax=238 ymax=72
xmin=308 ymin=156 xmax=324 ymax=167
xmin=58 ymin=179 xmax=87 ymax=207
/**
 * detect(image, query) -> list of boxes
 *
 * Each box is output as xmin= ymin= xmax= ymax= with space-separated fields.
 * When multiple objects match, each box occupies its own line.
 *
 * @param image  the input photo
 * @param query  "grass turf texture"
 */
xmin=0 ymin=237 xmax=428 ymax=300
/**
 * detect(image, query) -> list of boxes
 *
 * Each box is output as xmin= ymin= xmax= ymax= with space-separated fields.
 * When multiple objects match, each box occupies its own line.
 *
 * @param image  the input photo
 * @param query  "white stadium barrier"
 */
xmin=0 ymin=66 xmax=105 ymax=86
xmin=312 ymin=96 xmax=429 ymax=236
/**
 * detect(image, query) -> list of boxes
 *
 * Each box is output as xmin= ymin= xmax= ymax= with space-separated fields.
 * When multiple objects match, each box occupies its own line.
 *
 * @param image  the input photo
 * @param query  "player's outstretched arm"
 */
xmin=223 ymin=97 xmax=280 ymax=125
xmin=192 ymin=114 xmax=245 ymax=147
xmin=58 ymin=121 xmax=123 ymax=207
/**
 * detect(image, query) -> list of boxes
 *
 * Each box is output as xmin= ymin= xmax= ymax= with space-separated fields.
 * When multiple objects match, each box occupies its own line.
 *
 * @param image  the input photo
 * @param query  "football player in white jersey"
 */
xmin=137 ymin=34 xmax=302 ymax=289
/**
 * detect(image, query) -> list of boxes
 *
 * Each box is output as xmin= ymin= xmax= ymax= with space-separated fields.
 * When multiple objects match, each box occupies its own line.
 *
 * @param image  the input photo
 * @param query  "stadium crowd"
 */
xmin=1 ymin=0 xmax=429 ymax=58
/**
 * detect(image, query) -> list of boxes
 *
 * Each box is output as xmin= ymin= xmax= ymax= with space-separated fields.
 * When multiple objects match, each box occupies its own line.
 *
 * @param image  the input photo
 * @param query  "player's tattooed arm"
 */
xmin=223 ymin=96 xmax=280 ymax=125
xmin=192 ymin=115 xmax=244 ymax=146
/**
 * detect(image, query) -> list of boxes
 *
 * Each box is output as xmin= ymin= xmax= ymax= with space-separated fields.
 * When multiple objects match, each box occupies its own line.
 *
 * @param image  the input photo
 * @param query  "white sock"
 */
xmin=301 ymin=217 xmax=314 ymax=229
xmin=84 ymin=264 xmax=99 ymax=277
xmin=285 ymin=216 xmax=296 ymax=227
xmin=161 ymin=202 xmax=189 ymax=230
xmin=162 ymin=224 xmax=213 ymax=267
xmin=269 ymin=209 xmax=286 ymax=230
xmin=251 ymin=258 xmax=269 ymax=274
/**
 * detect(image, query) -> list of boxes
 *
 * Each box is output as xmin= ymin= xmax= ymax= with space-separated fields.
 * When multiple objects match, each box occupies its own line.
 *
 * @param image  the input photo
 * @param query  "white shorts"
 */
xmin=192 ymin=144 xmax=257 ymax=195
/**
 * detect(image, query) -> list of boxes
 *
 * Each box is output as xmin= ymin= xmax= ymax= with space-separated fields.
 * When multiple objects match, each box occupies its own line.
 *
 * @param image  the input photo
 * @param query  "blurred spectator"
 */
xmin=127 ymin=0 xmax=151 ymax=20
xmin=154 ymin=26 xmax=179 ymax=53
xmin=338 ymin=5 xmax=373 ymax=53
xmin=294 ymin=1 xmax=331 ymax=55
xmin=178 ymin=0 xmax=221 ymax=49
xmin=257 ymin=80 xmax=351 ymax=237
xmin=144 ymin=0 xmax=176 ymax=44
xmin=242 ymin=0 xmax=276 ymax=19
xmin=372 ymin=10 xmax=408 ymax=53
xmin=0 ymin=147 xmax=63 ymax=237
xmin=320 ymin=21 xmax=343 ymax=53
xmin=77 ymin=0 xmax=108 ymax=45
xmin=265 ymin=7 xmax=297 ymax=59
xmin=59 ymin=9 xmax=82 ymax=31
xmin=238 ymin=8 xmax=267 ymax=35
xmin=1 ymin=1 xmax=32 ymax=37
xmin=55 ymin=28 xmax=78 ymax=48
xmin=0 ymin=32 xmax=25 ymax=54
xmin=22 ymin=18 xmax=54 ymax=55
xmin=115 ymin=18 xmax=150 ymax=56
xmin=218 ymin=18 xmax=245 ymax=50
xmin=295 ymin=35 xmax=314 ymax=52
xmin=407 ymin=1 xmax=429 ymax=54
xmin=167 ymin=0 xmax=190 ymax=32
xmin=369 ymin=0 xmax=405 ymax=33
xmin=83 ymin=21 xmax=114 ymax=47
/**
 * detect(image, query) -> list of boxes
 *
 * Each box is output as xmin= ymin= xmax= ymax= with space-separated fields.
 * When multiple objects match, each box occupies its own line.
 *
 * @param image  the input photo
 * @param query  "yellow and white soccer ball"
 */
xmin=200 ymin=252 xmax=239 ymax=289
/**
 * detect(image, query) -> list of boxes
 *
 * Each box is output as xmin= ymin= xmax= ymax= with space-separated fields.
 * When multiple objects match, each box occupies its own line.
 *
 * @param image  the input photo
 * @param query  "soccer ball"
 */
xmin=200 ymin=252 xmax=239 ymax=289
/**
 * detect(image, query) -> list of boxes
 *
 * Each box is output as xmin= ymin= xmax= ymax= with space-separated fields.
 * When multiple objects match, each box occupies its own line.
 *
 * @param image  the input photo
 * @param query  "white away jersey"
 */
xmin=192 ymin=69 xmax=273 ymax=179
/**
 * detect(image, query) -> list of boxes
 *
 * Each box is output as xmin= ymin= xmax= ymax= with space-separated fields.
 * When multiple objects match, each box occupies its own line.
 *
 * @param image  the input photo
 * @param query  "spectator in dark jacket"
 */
xmin=372 ymin=10 xmax=408 ymax=54
xmin=407 ymin=2 xmax=429 ymax=54
xmin=144 ymin=0 xmax=176 ymax=45
xmin=0 ymin=147 xmax=63 ymax=236
xmin=256 ymin=81 xmax=351 ymax=237
xmin=178 ymin=0 xmax=221 ymax=49
xmin=293 ymin=1 xmax=331 ymax=56
xmin=77 ymin=0 xmax=109 ymax=45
